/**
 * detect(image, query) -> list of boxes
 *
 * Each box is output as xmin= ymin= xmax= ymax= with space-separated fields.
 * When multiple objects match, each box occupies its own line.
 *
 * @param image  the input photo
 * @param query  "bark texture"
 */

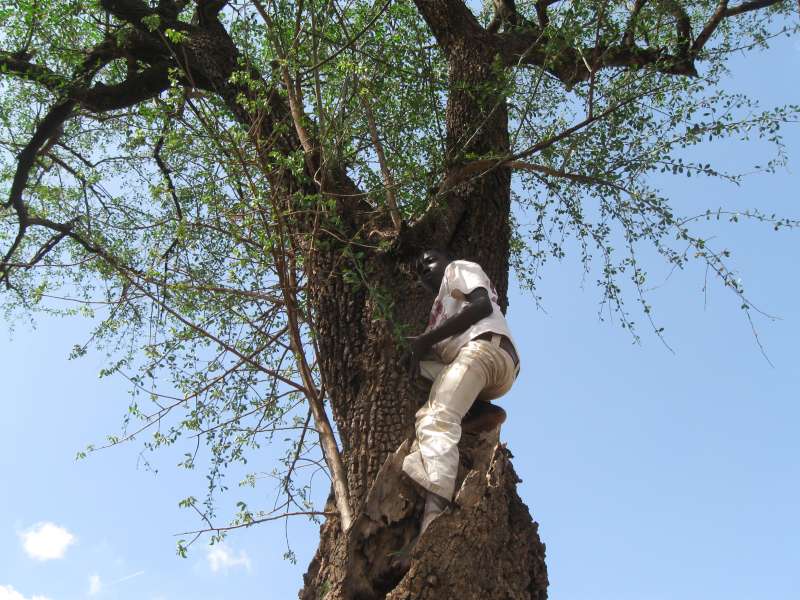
xmin=301 ymin=430 xmax=548 ymax=600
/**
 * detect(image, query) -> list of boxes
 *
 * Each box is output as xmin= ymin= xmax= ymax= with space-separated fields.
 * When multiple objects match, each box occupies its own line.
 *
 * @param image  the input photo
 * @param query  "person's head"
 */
xmin=416 ymin=248 xmax=452 ymax=293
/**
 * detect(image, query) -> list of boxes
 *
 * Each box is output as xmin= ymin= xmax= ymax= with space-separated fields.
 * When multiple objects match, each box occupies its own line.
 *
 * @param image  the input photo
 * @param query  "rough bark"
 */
xmin=298 ymin=226 xmax=549 ymax=600
xmin=300 ymin=426 xmax=548 ymax=600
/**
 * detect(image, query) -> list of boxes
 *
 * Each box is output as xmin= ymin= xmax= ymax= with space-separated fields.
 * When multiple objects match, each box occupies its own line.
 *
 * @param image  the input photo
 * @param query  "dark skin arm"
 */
xmin=407 ymin=287 xmax=492 ymax=370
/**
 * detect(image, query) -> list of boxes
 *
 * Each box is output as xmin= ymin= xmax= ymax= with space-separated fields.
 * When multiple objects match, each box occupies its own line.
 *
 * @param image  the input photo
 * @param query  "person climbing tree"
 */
xmin=403 ymin=248 xmax=521 ymax=533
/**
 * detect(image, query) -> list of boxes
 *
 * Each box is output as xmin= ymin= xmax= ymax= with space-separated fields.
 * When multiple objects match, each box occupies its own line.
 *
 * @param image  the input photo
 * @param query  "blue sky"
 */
xmin=2 ymin=32 xmax=799 ymax=600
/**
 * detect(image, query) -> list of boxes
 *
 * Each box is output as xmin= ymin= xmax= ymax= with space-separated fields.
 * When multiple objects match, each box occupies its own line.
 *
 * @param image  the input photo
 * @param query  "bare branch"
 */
xmin=153 ymin=134 xmax=183 ymax=221
xmin=283 ymin=408 xmax=314 ymax=508
xmin=25 ymin=225 xmax=76 ymax=267
xmin=724 ymin=0 xmax=786 ymax=16
xmin=176 ymin=510 xmax=336 ymax=536
xmin=506 ymin=161 xmax=620 ymax=187
xmin=299 ymin=0 xmax=393 ymax=77
xmin=359 ymin=91 xmax=403 ymax=233
xmin=438 ymin=90 xmax=655 ymax=194
xmin=693 ymin=0 xmax=730 ymax=54
xmin=693 ymin=0 xmax=788 ymax=54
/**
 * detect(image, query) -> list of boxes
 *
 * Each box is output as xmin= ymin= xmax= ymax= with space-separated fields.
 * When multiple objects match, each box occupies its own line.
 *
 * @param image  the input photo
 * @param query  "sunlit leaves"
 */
xmin=1 ymin=0 xmax=798 ymax=548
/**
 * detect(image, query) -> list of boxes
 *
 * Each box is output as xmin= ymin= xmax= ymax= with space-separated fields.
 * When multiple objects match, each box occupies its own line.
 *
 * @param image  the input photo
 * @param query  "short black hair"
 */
xmin=415 ymin=247 xmax=453 ymax=274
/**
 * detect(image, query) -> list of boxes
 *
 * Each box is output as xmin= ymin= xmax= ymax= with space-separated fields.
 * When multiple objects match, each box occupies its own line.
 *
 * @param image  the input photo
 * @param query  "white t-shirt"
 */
xmin=426 ymin=260 xmax=518 ymax=363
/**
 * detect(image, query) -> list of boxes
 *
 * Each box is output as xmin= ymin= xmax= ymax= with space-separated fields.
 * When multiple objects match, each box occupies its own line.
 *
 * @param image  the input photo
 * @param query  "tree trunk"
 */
xmin=298 ymin=39 xmax=549 ymax=600
xmin=299 ymin=247 xmax=549 ymax=599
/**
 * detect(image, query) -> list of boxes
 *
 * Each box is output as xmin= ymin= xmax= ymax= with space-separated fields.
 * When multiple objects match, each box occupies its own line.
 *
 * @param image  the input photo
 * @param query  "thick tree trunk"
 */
xmin=300 ymin=257 xmax=549 ymax=599
xmin=300 ymin=413 xmax=549 ymax=600
xmin=298 ymin=39 xmax=548 ymax=600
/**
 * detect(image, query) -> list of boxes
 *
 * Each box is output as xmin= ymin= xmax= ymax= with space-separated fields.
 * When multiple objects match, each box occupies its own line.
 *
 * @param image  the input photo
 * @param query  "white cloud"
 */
xmin=19 ymin=522 xmax=75 ymax=561
xmin=205 ymin=543 xmax=251 ymax=574
xmin=0 ymin=584 xmax=52 ymax=600
xmin=88 ymin=575 xmax=102 ymax=596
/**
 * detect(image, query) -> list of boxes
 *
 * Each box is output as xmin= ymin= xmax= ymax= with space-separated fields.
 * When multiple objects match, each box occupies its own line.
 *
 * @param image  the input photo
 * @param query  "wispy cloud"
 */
xmin=19 ymin=522 xmax=75 ymax=561
xmin=112 ymin=571 xmax=145 ymax=585
xmin=87 ymin=570 xmax=145 ymax=595
xmin=205 ymin=543 xmax=252 ymax=574
xmin=0 ymin=584 xmax=52 ymax=600
xmin=88 ymin=575 xmax=102 ymax=596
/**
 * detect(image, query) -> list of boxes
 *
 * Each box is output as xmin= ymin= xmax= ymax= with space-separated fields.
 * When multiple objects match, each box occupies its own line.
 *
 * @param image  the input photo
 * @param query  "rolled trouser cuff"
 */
xmin=402 ymin=449 xmax=453 ymax=500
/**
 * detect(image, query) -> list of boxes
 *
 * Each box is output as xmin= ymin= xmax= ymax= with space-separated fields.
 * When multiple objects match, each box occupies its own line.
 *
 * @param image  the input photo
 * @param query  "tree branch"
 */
xmin=196 ymin=0 xmax=230 ymax=26
xmin=0 ymin=51 xmax=67 ymax=92
xmin=176 ymin=510 xmax=336 ymax=536
xmin=534 ymin=0 xmax=553 ymax=28
xmin=153 ymin=134 xmax=183 ymax=221
xmin=359 ymin=90 xmax=402 ymax=233
xmin=693 ymin=0 xmax=729 ymax=54
xmin=75 ymin=62 xmax=171 ymax=111
xmin=499 ymin=0 xmax=789 ymax=82
xmin=411 ymin=0 xmax=488 ymax=54
xmin=0 ymin=100 xmax=75 ymax=284
xmin=724 ymin=0 xmax=786 ymax=16
xmin=499 ymin=32 xmax=698 ymax=83
xmin=507 ymin=161 xmax=621 ymax=187
xmin=693 ymin=0 xmax=788 ymax=54
xmin=660 ymin=0 xmax=692 ymax=55
xmin=428 ymin=87 xmax=660 ymax=201
xmin=99 ymin=0 xmax=157 ymax=27
xmin=623 ymin=0 xmax=648 ymax=47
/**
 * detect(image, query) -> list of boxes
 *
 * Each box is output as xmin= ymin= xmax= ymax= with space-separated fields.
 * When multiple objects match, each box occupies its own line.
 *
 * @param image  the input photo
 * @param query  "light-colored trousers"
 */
xmin=402 ymin=336 xmax=518 ymax=500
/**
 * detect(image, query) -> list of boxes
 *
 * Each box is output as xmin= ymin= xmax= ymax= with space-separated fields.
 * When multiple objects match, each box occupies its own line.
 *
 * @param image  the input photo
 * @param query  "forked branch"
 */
xmin=496 ymin=0 xmax=790 ymax=83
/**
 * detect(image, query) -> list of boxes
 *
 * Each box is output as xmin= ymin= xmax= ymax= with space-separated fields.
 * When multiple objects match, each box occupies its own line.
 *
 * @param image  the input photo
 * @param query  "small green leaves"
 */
xmin=164 ymin=28 xmax=187 ymax=44
xmin=178 ymin=496 xmax=197 ymax=508
xmin=141 ymin=14 xmax=161 ymax=32
xmin=0 ymin=0 xmax=796 ymax=556
xmin=176 ymin=540 xmax=188 ymax=558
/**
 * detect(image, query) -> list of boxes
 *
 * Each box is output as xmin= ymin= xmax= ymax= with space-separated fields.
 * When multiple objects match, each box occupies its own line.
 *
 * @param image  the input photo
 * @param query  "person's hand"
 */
xmin=403 ymin=334 xmax=431 ymax=377
xmin=407 ymin=334 xmax=431 ymax=358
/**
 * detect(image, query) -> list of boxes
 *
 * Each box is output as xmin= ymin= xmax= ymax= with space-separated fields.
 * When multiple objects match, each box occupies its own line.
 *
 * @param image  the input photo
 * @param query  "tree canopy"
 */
xmin=1 ymin=0 xmax=798 ymax=594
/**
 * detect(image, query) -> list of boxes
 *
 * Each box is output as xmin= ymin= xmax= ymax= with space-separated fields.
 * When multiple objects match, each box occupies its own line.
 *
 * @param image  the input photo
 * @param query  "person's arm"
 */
xmin=408 ymin=287 xmax=492 ymax=359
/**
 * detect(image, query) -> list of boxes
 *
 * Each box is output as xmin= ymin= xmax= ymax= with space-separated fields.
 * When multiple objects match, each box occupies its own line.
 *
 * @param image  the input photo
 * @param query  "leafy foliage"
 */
xmin=1 ymin=0 xmax=798 ymax=548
